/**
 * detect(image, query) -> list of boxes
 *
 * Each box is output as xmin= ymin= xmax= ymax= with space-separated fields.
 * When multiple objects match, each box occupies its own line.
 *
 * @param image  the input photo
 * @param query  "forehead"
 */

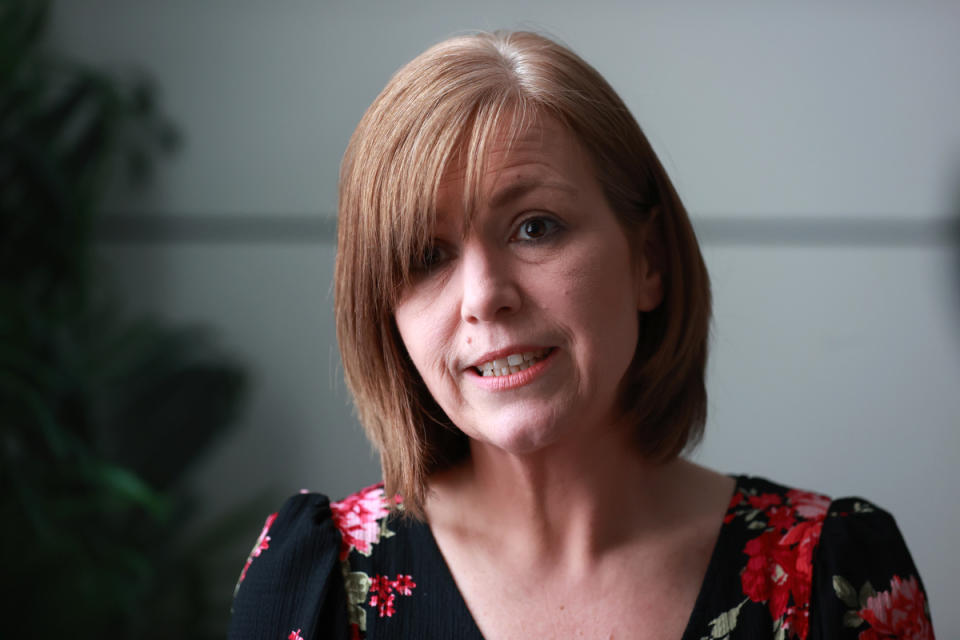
xmin=436 ymin=115 xmax=594 ymax=218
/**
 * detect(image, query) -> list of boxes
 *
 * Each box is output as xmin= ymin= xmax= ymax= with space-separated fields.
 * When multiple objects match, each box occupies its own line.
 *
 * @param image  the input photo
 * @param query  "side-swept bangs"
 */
xmin=335 ymin=31 xmax=711 ymax=517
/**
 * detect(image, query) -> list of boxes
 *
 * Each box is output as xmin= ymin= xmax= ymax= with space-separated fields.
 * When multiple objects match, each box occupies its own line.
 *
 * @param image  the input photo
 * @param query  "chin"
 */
xmin=468 ymin=415 xmax=571 ymax=457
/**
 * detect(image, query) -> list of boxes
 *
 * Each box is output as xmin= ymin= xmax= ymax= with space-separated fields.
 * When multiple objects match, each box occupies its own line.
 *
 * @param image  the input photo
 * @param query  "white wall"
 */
xmin=54 ymin=0 xmax=959 ymax=634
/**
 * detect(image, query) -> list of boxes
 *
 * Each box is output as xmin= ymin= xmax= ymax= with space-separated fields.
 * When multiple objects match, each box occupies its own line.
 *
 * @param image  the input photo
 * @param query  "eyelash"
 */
xmin=412 ymin=214 xmax=563 ymax=273
xmin=510 ymin=215 xmax=563 ymax=243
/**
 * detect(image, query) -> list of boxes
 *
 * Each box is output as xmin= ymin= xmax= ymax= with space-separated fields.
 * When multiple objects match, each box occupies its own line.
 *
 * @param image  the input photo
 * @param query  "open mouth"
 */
xmin=475 ymin=348 xmax=552 ymax=377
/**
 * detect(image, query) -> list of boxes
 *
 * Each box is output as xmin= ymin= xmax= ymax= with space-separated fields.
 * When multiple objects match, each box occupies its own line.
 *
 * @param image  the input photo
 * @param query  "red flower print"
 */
xmin=237 ymin=512 xmax=277 ymax=587
xmin=780 ymin=519 xmax=822 ymax=582
xmin=369 ymin=575 xmax=396 ymax=617
xmin=742 ymin=530 xmax=782 ymax=604
xmin=393 ymin=574 xmax=416 ymax=596
xmin=728 ymin=491 xmax=746 ymax=509
xmin=748 ymin=493 xmax=783 ymax=510
xmin=767 ymin=505 xmax=797 ymax=531
xmin=288 ymin=629 xmax=304 ymax=640
xmin=739 ymin=488 xmax=829 ymax=640
xmin=858 ymin=575 xmax=933 ymax=640
xmin=724 ymin=491 xmax=746 ymax=523
xmin=367 ymin=574 xmax=417 ymax=618
xmin=331 ymin=483 xmax=392 ymax=561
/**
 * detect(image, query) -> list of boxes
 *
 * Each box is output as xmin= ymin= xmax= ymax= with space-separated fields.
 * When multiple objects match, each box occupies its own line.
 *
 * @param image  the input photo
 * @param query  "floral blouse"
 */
xmin=227 ymin=475 xmax=934 ymax=639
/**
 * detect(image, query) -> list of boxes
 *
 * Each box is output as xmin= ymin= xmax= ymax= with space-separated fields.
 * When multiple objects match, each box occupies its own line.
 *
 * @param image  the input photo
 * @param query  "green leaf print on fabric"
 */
xmin=701 ymin=597 xmax=749 ymax=640
xmin=344 ymin=570 xmax=372 ymax=632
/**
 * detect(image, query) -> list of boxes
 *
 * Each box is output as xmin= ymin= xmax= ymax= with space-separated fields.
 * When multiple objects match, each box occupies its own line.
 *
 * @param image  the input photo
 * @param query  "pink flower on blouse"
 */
xmin=288 ymin=629 xmax=304 ymax=640
xmin=237 ymin=512 xmax=277 ymax=586
xmin=858 ymin=575 xmax=933 ymax=640
xmin=330 ymin=483 xmax=391 ymax=561
xmin=786 ymin=489 xmax=831 ymax=519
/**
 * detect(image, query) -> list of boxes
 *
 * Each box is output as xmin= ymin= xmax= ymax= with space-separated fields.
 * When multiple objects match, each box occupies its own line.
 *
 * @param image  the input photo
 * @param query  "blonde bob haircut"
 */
xmin=335 ymin=31 xmax=711 ymax=517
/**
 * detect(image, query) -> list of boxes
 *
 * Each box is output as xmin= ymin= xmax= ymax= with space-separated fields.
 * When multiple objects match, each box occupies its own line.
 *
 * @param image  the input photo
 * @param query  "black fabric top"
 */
xmin=227 ymin=475 xmax=934 ymax=640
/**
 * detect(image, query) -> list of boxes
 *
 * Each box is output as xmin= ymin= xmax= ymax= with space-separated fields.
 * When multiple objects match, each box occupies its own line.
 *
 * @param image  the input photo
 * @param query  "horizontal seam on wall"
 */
xmin=95 ymin=214 xmax=960 ymax=247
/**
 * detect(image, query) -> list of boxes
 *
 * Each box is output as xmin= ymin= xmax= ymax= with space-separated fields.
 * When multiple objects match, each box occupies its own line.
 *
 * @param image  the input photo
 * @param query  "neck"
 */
xmin=425 ymin=423 xmax=695 ymax=573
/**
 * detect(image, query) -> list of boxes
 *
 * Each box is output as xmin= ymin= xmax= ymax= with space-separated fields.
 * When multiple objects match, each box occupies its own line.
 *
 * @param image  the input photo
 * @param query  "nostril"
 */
xmin=459 ymin=253 xmax=522 ymax=322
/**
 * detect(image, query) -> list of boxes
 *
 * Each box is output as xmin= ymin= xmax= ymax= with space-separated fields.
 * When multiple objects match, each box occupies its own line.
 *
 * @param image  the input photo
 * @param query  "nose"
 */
xmin=459 ymin=242 xmax=521 ymax=324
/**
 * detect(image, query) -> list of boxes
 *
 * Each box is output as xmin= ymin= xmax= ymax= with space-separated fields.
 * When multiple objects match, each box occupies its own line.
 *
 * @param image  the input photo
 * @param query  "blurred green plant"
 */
xmin=1 ymin=2 xmax=251 ymax=637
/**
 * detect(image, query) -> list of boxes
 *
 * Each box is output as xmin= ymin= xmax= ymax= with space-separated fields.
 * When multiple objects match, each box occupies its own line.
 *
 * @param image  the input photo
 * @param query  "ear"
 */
xmin=633 ymin=218 xmax=664 ymax=312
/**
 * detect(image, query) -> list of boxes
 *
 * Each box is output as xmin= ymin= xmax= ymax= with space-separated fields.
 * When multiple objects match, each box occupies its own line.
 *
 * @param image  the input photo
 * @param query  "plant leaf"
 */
xmin=81 ymin=460 xmax=171 ymax=521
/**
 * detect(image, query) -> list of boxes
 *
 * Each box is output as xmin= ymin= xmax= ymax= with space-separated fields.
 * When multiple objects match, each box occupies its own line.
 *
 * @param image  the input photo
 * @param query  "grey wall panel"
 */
xmin=52 ymin=1 xmax=960 ymax=220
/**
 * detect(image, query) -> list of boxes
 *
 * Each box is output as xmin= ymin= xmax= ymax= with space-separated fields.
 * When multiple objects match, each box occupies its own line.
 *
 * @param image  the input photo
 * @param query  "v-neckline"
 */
xmin=410 ymin=476 xmax=742 ymax=640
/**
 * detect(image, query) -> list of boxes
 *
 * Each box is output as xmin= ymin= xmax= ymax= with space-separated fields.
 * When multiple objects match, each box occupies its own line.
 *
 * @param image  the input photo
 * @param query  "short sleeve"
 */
xmin=810 ymin=497 xmax=935 ymax=640
xmin=227 ymin=493 xmax=348 ymax=640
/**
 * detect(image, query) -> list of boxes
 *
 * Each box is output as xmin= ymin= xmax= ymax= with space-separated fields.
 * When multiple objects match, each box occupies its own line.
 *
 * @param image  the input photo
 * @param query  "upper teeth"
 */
xmin=476 ymin=349 xmax=550 ymax=377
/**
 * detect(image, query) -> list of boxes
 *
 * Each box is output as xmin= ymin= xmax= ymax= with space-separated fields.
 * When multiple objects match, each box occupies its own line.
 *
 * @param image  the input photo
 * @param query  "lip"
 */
xmin=465 ymin=346 xmax=557 ymax=391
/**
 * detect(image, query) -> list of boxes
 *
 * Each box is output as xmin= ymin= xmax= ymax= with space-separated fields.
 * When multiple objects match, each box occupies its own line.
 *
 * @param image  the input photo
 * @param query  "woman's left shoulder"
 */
xmin=818 ymin=494 xmax=920 ymax=575
xmin=724 ymin=475 xmax=935 ymax=639
xmin=813 ymin=495 xmax=935 ymax=639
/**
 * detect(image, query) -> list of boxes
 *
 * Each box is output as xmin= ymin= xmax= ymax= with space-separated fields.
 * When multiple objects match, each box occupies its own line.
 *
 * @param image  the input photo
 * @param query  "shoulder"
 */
xmin=728 ymin=474 xmax=832 ymax=511
xmin=723 ymin=474 xmax=833 ymax=559
xmin=328 ymin=481 xmax=400 ymax=563
xmin=228 ymin=486 xmax=390 ymax=640
xmin=720 ymin=475 xmax=933 ymax=639
xmin=228 ymin=482 xmax=418 ymax=640
xmin=819 ymin=495 xmax=915 ymax=567
xmin=813 ymin=496 xmax=934 ymax=639
xmin=228 ymin=491 xmax=344 ymax=640
xmin=232 ymin=491 xmax=339 ymax=593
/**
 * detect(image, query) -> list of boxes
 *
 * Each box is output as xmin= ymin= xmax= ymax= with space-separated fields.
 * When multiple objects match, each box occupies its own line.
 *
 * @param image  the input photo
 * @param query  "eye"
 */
xmin=413 ymin=242 xmax=451 ymax=272
xmin=513 ymin=216 xmax=561 ymax=242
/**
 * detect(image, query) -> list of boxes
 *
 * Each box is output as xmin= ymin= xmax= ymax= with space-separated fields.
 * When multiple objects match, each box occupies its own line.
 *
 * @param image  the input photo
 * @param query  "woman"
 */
xmin=228 ymin=32 xmax=933 ymax=640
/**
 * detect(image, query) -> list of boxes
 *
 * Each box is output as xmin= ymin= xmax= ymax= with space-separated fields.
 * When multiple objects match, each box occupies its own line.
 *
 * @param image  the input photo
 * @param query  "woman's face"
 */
xmin=393 ymin=118 xmax=662 ymax=455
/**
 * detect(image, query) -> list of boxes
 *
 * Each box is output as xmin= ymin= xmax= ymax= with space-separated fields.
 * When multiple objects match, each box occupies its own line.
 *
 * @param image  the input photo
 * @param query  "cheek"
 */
xmin=393 ymin=303 xmax=429 ymax=375
xmin=394 ymin=295 xmax=456 ymax=385
xmin=559 ymin=249 xmax=640 ymax=363
xmin=551 ymin=244 xmax=636 ymax=317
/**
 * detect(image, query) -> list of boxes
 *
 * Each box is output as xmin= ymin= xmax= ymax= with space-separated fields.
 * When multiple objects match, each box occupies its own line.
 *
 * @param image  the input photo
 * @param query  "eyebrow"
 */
xmin=488 ymin=178 xmax=579 ymax=209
